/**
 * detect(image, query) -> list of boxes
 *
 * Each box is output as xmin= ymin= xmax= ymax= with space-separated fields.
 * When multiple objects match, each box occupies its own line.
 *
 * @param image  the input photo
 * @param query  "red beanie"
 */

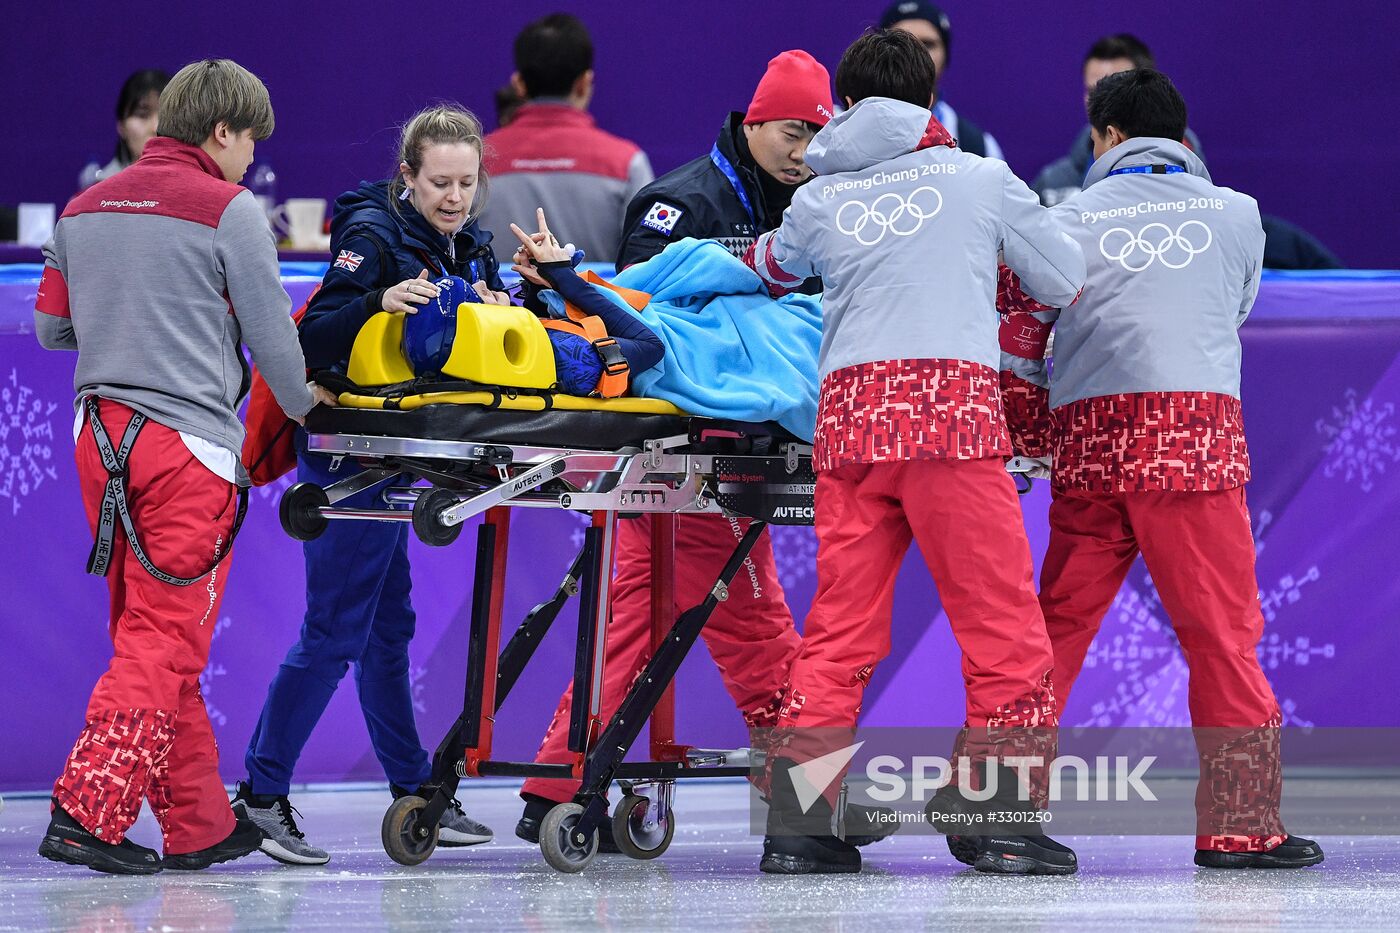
xmin=743 ymin=50 xmax=834 ymax=128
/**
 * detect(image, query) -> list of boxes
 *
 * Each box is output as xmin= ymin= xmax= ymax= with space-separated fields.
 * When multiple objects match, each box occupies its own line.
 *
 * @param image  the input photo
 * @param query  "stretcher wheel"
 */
xmin=611 ymin=793 xmax=674 ymax=860
xmin=539 ymin=802 xmax=598 ymax=873
xmin=412 ymin=488 xmax=463 ymax=547
xmin=381 ymin=795 xmax=438 ymax=866
xmin=280 ymin=482 xmax=329 ymax=541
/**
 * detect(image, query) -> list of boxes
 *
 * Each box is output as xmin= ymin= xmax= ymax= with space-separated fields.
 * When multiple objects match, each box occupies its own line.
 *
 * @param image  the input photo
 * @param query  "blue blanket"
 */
xmin=550 ymin=239 xmax=822 ymax=438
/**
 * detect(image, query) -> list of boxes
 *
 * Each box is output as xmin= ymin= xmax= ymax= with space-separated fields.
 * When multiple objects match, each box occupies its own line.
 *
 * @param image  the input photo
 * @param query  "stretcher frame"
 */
xmin=280 ymin=420 xmax=819 ymax=872
xmin=278 ymin=417 xmax=1050 ymax=873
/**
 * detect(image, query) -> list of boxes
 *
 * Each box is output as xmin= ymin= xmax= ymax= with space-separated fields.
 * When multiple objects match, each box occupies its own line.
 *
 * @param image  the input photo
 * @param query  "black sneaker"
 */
xmin=163 ymin=812 xmax=263 ymax=871
xmin=1195 ymin=835 xmax=1325 ymax=869
xmin=514 ymin=793 xmax=552 ymax=844
xmin=973 ymin=834 xmax=1079 ymax=876
xmin=514 ymin=793 xmax=620 ymax=852
xmin=393 ymin=784 xmax=492 ymax=847
xmin=923 ymin=766 xmax=1046 ymax=870
xmin=38 ymin=803 xmax=162 ymax=875
xmin=232 ymin=782 xmax=329 ymax=866
xmin=760 ymin=832 xmax=862 ymax=874
xmin=841 ymin=802 xmax=900 ymax=847
xmin=947 ymin=834 xmax=981 ymax=866
xmin=759 ymin=758 xmax=863 ymax=874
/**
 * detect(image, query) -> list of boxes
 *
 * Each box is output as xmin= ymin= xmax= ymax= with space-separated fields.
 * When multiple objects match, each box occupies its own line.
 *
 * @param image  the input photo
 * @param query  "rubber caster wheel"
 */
xmin=382 ymin=795 xmax=438 ymax=866
xmin=280 ymin=482 xmax=329 ymax=541
xmin=412 ymin=488 xmax=463 ymax=547
xmin=611 ymin=794 xmax=674 ymax=860
xmin=539 ymin=802 xmax=599 ymax=873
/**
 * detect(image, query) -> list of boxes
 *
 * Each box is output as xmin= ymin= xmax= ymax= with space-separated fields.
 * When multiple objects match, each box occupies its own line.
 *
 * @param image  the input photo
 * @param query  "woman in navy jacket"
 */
xmin=236 ymin=105 xmax=499 ymax=865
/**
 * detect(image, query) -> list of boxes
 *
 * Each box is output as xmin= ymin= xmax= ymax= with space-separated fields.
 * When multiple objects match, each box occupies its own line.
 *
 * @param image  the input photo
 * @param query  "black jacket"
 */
xmin=616 ymin=113 xmax=797 ymax=271
xmin=299 ymin=180 xmax=503 ymax=370
xmin=1260 ymin=215 xmax=1344 ymax=270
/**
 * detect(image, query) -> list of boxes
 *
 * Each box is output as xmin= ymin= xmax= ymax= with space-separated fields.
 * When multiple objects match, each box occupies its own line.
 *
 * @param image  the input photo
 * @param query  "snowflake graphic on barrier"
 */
xmin=198 ymin=615 xmax=234 ymax=727
xmin=1277 ymin=697 xmax=1314 ymax=729
xmin=1259 ymin=565 xmax=1321 ymax=624
xmin=769 ymin=525 xmax=819 ymax=591
xmin=1079 ymin=535 xmax=1334 ymax=727
xmin=1315 ymin=388 xmax=1399 ymax=492
xmin=1078 ymin=577 xmax=1190 ymax=727
xmin=0 ymin=368 xmax=60 ymax=516
xmin=1251 ymin=508 xmax=1273 ymax=557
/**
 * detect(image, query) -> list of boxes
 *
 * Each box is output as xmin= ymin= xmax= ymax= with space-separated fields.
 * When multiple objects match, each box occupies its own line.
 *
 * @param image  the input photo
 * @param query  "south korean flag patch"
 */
xmin=640 ymin=202 xmax=684 ymax=236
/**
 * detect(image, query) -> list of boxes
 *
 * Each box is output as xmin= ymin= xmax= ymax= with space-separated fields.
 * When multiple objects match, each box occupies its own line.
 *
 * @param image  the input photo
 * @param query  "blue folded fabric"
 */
xmin=610 ymin=239 xmax=822 ymax=438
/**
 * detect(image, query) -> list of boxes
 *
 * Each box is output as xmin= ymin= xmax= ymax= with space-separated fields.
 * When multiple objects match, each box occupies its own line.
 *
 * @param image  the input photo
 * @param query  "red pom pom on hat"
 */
xmin=743 ymin=50 xmax=834 ymax=128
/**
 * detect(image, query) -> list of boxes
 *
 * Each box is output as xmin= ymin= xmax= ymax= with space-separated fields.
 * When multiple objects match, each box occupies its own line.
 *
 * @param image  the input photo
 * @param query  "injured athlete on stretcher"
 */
xmin=314 ymin=209 xmax=900 ymax=853
xmin=365 ymin=207 xmax=824 ymax=438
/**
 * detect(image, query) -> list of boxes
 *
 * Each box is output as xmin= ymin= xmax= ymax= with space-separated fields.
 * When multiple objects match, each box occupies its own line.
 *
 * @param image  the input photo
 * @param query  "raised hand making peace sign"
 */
xmin=510 ymin=208 xmax=575 ymax=287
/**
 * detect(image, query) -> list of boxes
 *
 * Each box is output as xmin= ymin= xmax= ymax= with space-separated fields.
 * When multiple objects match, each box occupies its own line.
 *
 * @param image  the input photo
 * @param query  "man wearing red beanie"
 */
xmin=615 ymin=49 xmax=834 ymax=270
xmin=515 ymin=50 xmax=897 ymax=856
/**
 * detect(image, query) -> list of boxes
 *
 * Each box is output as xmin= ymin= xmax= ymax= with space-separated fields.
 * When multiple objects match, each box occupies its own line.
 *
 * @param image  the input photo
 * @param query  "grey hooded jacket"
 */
xmin=751 ymin=98 xmax=1084 ymax=380
xmin=1046 ymin=138 xmax=1266 ymax=411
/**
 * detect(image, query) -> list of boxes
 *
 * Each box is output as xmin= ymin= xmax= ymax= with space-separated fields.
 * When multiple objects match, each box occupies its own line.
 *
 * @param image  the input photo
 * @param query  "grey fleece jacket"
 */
xmin=34 ymin=138 xmax=314 ymax=483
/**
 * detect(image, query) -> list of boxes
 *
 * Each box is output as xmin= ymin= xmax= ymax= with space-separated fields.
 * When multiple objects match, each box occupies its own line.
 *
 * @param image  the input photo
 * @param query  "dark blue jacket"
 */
xmin=617 ymin=113 xmax=819 ymax=295
xmin=299 ymin=180 xmax=504 ymax=370
xmin=617 ymin=113 xmax=792 ymax=272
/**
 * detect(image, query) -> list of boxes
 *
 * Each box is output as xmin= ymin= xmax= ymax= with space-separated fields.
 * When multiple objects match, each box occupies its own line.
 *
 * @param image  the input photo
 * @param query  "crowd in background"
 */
xmin=73 ymin=1 xmax=1342 ymax=271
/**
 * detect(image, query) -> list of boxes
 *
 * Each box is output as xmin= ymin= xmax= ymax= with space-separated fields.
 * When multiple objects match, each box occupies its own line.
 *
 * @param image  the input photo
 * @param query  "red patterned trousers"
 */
xmin=771 ymin=458 xmax=1059 ymax=802
xmin=52 ymin=400 xmax=237 ymax=855
xmin=1040 ymin=485 xmax=1286 ymax=850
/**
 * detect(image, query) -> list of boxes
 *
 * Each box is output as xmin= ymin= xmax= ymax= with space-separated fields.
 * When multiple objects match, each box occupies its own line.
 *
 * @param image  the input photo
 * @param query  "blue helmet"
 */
xmin=402 ymin=275 xmax=471 ymax=376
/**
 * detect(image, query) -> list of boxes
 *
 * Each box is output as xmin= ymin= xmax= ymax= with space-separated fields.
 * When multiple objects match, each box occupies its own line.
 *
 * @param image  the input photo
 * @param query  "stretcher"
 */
xmin=277 ymin=376 xmax=1049 ymax=873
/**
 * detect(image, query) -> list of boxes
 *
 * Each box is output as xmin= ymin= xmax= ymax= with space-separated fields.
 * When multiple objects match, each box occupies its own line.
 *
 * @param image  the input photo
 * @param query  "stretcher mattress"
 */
xmin=306 ymin=390 xmax=801 ymax=452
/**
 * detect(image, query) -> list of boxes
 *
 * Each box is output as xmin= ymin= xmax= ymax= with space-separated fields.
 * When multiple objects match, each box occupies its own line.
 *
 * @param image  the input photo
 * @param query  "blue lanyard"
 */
xmin=709 ymin=144 xmax=757 ymax=227
xmin=1107 ymin=164 xmax=1186 ymax=177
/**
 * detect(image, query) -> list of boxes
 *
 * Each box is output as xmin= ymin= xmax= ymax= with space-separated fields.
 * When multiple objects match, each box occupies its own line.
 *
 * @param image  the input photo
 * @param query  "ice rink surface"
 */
xmin=2 ymin=781 xmax=1397 ymax=932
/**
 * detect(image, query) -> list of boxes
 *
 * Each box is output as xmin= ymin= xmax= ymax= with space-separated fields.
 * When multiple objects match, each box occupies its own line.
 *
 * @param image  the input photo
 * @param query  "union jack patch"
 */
xmin=334 ymin=250 xmax=365 ymax=272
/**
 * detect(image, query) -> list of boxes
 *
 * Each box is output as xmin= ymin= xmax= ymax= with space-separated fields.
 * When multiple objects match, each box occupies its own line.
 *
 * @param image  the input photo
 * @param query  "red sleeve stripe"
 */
xmin=35 ymin=265 xmax=70 ymax=318
xmin=762 ymin=235 xmax=801 ymax=284
xmin=742 ymin=240 xmax=760 ymax=275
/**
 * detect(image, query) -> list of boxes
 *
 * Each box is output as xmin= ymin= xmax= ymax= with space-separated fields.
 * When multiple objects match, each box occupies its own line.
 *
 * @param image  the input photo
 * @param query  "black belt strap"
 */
xmin=84 ymin=397 xmax=248 ymax=587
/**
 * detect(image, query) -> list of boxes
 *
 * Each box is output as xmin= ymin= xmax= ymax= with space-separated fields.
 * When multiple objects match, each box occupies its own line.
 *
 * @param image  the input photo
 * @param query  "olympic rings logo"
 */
xmin=836 ymin=186 xmax=944 ymax=246
xmin=1098 ymin=221 xmax=1214 ymax=271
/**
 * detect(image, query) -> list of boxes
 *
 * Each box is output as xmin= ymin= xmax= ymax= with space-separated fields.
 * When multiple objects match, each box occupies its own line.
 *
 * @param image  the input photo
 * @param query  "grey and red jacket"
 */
xmin=34 ymin=137 xmax=314 ymax=483
xmin=1004 ymin=137 xmax=1266 ymax=493
xmin=480 ymin=102 xmax=653 ymax=266
xmin=747 ymin=97 xmax=1084 ymax=472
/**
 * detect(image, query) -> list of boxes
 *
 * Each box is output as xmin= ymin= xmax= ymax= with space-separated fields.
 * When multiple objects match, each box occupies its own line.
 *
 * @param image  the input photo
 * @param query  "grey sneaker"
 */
xmin=392 ymin=784 xmax=493 ymax=847
xmin=232 ymin=782 xmax=330 ymax=866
